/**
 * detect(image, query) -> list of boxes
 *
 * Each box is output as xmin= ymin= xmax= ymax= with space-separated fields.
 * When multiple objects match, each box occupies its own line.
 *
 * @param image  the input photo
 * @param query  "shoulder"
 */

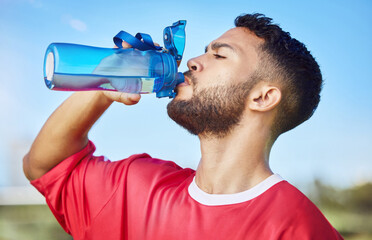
xmin=265 ymin=181 xmax=326 ymax=219
xmin=269 ymin=181 xmax=312 ymax=204
xmin=125 ymin=155 xmax=195 ymax=182
xmin=262 ymin=181 xmax=343 ymax=239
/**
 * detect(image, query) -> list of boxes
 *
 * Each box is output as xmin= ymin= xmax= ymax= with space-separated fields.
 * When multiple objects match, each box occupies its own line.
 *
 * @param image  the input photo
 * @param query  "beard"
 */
xmin=167 ymin=71 xmax=256 ymax=138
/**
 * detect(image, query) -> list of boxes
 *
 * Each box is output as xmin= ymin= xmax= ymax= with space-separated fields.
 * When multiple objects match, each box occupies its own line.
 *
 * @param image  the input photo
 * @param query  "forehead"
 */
xmin=213 ymin=27 xmax=264 ymax=54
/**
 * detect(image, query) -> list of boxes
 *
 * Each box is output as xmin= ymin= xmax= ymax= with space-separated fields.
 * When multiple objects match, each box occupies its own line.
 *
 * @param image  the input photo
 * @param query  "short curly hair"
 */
xmin=235 ymin=13 xmax=323 ymax=137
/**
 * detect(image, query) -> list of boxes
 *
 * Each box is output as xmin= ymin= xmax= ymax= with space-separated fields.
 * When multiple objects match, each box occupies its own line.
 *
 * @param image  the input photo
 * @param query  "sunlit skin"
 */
xmin=174 ymin=27 xmax=282 ymax=194
xmin=23 ymin=27 xmax=282 ymax=196
xmin=175 ymin=27 xmax=263 ymax=100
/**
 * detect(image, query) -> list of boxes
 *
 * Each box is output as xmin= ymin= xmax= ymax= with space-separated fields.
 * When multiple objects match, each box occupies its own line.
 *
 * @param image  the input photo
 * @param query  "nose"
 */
xmin=187 ymin=56 xmax=203 ymax=72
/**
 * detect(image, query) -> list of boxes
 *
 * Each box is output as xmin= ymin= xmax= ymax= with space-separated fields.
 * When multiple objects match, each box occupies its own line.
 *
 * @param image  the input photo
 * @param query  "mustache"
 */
xmin=183 ymin=70 xmax=197 ymax=85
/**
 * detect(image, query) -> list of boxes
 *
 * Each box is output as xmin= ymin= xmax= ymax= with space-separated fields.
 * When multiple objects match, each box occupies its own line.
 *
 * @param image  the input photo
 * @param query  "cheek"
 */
xmin=237 ymin=56 xmax=258 ymax=79
xmin=226 ymin=64 xmax=253 ymax=85
xmin=207 ymin=69 xmax=236 ymax=86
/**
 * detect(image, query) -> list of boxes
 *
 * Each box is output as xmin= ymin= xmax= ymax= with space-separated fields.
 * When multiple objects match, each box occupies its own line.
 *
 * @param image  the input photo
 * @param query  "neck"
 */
xmin=195 ymin=124 xmax=273 ymax=194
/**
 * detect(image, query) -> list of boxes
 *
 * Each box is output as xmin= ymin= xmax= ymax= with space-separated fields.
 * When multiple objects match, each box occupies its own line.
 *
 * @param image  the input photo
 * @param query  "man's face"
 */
xmin=167 ymin=27 xmax=263 ymax=137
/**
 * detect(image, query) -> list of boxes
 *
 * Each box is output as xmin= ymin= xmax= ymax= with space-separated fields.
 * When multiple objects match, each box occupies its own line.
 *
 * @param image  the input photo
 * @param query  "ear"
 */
xmin=248 ymin=84 xmax=281 ymax=112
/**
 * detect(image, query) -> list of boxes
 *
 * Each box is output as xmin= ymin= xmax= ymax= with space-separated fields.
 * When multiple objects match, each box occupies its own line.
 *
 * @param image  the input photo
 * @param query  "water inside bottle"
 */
xmin=50 ymin=73 xmax=156 ymax=93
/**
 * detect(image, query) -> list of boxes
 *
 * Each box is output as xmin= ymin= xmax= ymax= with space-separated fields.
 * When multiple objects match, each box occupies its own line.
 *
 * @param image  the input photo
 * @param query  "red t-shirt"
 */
xmin=31 ymin=141 xmax=343 ymax=240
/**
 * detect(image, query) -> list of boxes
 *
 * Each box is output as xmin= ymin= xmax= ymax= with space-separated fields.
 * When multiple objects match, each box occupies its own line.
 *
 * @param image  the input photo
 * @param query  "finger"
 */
xmin=113 ymin=40 xmax=132 ymax=49
xmin=128 ymin=93 xmax=141 ymax=103
xmin=122 ymin=94 xmax=141 ymax=105
xmin=122 ymin=41 xmax=132 ymax=49
xmin=118 ymin=92 xmax=141 ymax=105
xmin=102 ymin=91 xmax=141 ymax=105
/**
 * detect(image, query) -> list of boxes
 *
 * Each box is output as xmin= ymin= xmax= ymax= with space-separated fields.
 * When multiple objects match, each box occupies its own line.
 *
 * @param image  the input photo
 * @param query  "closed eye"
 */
xmin=213 ymin=54 xmax=226 ymax=59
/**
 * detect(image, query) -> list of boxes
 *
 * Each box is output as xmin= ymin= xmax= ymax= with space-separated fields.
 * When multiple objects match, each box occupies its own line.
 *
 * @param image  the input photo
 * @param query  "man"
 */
xmin=24 ymin=13 xmax=343 ymax=239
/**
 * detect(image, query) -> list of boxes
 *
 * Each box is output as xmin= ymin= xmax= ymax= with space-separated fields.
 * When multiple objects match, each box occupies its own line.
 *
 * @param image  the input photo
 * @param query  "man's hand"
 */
xmin=23 ymin=40 xmax=141 ymax=181
xmin=101 ymin=91 xmax=141 ymax=106
xmin=100 ymin=40 xmax=141 ymax=105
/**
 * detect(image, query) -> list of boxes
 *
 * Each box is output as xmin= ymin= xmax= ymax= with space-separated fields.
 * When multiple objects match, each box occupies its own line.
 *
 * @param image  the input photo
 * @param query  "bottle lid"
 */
xmin=163 ymin=20 xmax=186 ymax=62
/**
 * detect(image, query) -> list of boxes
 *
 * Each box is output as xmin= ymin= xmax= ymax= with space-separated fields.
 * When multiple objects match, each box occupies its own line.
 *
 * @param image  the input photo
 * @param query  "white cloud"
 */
xmin=69 ymin=18 xmax=87 ymax=32
xmin=61 ymin=15 xmax=88 ymax=32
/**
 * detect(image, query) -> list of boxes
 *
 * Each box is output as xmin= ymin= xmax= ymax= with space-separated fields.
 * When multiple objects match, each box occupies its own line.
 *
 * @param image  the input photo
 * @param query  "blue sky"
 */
xmin=0 ymin=0 xmax=371 ymax=189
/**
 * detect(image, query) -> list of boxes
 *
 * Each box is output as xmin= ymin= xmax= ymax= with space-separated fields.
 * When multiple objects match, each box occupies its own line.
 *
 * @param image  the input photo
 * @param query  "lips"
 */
xmin=177 ymin=75 xmax=191 ymax=87
xmin=183 ymin=75 xmax=191 ymax=85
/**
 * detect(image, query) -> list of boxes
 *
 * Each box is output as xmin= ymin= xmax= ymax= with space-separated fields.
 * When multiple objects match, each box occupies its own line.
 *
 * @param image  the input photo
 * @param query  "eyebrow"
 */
xmin=205 ymin=42 xmax=236 ymax=53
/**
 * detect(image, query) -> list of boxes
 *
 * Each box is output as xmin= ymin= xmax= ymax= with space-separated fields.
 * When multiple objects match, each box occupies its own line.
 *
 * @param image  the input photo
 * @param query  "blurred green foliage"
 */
xmin=0 ymin=205 xmax=71 ymax=240
xmin=308 ymin=180 xmax=372 ymax=240
xmin=310 ymin=180 xmax=372 ymax=213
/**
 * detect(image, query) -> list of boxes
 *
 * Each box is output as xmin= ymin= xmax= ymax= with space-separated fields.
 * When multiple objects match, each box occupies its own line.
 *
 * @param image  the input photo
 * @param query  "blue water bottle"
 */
xmin=43 ymin=20 xmax=186 ymax=98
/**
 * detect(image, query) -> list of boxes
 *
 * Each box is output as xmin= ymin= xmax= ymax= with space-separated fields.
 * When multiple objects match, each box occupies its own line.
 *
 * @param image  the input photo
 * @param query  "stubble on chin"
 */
xmin=167 ymin=80 xmax=254 ymax=138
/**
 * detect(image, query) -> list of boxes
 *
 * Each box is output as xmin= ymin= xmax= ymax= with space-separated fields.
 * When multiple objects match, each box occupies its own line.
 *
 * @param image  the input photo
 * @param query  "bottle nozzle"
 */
xmin=175 ymin=72 xmax=185 ymax=86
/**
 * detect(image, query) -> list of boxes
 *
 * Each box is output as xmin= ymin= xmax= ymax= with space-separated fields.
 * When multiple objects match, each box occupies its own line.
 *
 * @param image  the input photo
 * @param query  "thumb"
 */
xmin=102 ymin=91 xmax=141 ymax=105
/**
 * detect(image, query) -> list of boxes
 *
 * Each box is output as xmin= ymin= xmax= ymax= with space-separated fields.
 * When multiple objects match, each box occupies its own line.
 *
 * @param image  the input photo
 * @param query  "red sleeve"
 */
xmin=274 ymin=183 xmax=345 ymax=240
xmin=30 ymin=141 xmax=150 ymax=239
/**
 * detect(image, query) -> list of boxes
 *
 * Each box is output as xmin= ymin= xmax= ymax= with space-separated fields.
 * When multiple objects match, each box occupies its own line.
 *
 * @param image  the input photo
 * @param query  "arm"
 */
xmin=23 ymin=90 xmax=141 ymax=181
